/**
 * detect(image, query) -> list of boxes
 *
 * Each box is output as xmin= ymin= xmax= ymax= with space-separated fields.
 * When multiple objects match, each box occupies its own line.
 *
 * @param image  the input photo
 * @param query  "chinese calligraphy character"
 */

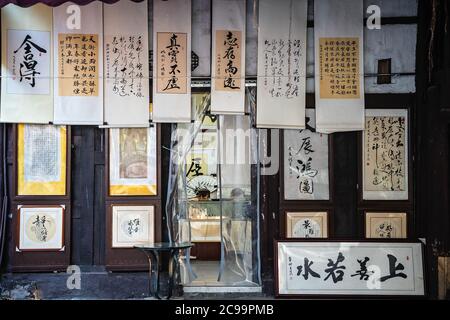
xmin=127 ymin=218 xmax=141 ymax=236
xmin=324 ymin=252 xmax=346 ymax=283
xmin=296 ymin=258 xmax=321 ymax=280
xmin=31 ymin=215 xmax=49 ymax=242
xmin=380 ymin=254 xmax=407 ymax=282
xmin=14 ymin=34 xmax=47 ymax=88
xmin=351 ymin=257 xmax=374 ymax=281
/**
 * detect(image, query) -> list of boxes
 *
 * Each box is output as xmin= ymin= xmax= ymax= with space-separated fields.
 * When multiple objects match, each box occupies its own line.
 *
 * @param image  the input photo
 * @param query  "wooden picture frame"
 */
xmin=13 ymin=124 xmax=71 ymax=200
xmin=17 ymin=204 xmax=65 ymax=251
xmin=285 ymin=211 xmax=328 ymax=238
xmin=12 ymin=203 xmax=71 ymax=272
xmin=365 ymin=211 xmax=407 ymax=239
xmin=111 ymin=204 xmax=155 ymax=248
xmin=274 ymin=239 xmax=426 ymax=298
xmin=105 ymin=201 xmax=162 ymax=271
xmin=106 ymin=124 xmax=161 ymax=200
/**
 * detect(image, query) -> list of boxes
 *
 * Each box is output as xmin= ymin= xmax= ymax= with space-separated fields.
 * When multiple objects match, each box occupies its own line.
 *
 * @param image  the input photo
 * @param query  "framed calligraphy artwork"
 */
xmin=18 ymin=205 xmax=65 ymax=251
xmin=1 ymin=4 xmax=54 ymax=123
xmin=276 ymin=240 xmax=425 ymax=297
xmin=283 ymin=109 xmax=330 ymax=201
xmin=17 ymin=124 xmax=67 ymax=196
xmin=286 ymin=212 xmax=328 ymax=239
xmin=111 ymin=205 xmax=154 ymax=248
xmin=365 ymin=212 xmax=407 ymax=239
xmin=109 ymin=127 xmax=157 ymax=196
xmin=362 ymin=109 xmax=409 ymax=200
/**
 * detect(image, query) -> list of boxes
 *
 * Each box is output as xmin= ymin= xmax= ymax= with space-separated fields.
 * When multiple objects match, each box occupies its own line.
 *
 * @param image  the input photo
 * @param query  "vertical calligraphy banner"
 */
xmin=53 ymin=2 xmax=103 ymax=125
xmin=256 ymin=0 xmax=307 ymax=129
xmin=211 ymin=0 xmax=246 ymax=115
xmin=103 ymin=0 xmax=150 ymax=127
xmin=1 ymin=4 xmax=53 ymax=124
xmin=152 ymin=0 xmax=191 ymax=123
xmin=314 ymin=0 xmax=365 ymax=133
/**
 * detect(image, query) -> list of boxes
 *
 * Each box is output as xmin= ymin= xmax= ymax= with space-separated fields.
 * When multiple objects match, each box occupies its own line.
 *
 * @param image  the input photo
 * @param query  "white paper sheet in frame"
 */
xmin=109 ymin=127 xmax=157 ymax=195
xmin=284 ymin=109 xmax=329 ymax=200
xmin=103 ymin=0 xmax=150 ymax=127
xmin=152 ymin=0 xmax=191 ymax=123
xmin=363 ymin=109 xmax=408 ymax=200
xmin=112 ymin=205 xmax=154 ymax=248
xmin=18 ymin=205 xmax=64 ymax=251
xmin=1 ymin=4 xmax=53 ymax=124
xmin=286 ymin=212 xmax=328 ymax=238
xmin=277 ymin=241 xmax=424 ymax=296
xmin=53 ymin=2 xmax=103 ymax=125
xmin=314 ymin=0 xmax=365 ymax=133
xmin=256 ymin=0 xmax=307 ymax=129
xmin=211 ymin=0 xmax=246 ymax=115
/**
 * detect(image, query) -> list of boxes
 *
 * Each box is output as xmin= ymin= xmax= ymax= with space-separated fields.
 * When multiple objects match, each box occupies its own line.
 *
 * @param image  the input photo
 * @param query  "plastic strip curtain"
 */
xmin=166 ymin=88 xmax=261 ymax=286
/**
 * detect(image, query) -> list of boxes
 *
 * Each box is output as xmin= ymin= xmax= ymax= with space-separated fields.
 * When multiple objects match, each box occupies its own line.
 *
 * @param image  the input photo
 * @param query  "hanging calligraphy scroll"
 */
xmin=152 ymin=0 xmax=191 ymax=123
xmin=103 ymin=0 xmax=150 ymax=127
xmin=256 ymin=0 xmax=307 ymax=129
xmin=17 ymin=124 xmax=67 ymax=196
xmin=211 ymin=0 xmax=246 ymax=114
xmin=53 ymin=2 xmax=103 ymax=125
xmin=109 ymin=127 xmax=157 ymax=196
xmin=363 ymin=109 xmax=408 ymax=200
xmin=1 ymin=4 xmax=53 ymax=124
xmin=314 ymin=0 xmax=365 ymax=133
xmin=276 ymin=241 xmax=425 ymax=296
xmin=283 ymin=109 xmax=329 ymax=200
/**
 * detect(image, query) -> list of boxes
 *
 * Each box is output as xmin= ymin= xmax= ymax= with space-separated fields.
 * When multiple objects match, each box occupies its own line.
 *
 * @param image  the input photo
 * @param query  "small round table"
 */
xmin=135 ymin=242 xmax=193 ymax=300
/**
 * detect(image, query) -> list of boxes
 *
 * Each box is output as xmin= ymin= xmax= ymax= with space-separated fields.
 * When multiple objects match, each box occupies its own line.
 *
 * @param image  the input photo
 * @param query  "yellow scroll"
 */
xmin=17 ymin=124 xmax=67 ymax=195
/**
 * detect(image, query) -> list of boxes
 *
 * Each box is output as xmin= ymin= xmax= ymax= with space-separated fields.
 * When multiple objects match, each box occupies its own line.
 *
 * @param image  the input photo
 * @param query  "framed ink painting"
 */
xmin=18 ymin=205 xmax=65 ymax=251
xmin=363 ymin=109 xmax=408 ymax=200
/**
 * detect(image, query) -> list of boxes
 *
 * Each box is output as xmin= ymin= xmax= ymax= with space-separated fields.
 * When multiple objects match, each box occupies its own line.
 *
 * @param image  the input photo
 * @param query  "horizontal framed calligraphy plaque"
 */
xmin=276 ymin=240 xmax=425 ymax=297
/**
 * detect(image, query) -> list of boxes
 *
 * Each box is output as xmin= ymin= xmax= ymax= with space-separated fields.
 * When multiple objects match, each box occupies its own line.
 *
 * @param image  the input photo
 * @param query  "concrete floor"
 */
xmin=0 ymin=265 xmax=268 ymax=300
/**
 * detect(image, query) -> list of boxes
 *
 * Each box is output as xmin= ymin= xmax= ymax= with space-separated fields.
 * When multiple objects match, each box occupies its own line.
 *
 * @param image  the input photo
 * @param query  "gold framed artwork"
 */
xmin=18 ymin=205 xmax=65 ymax=251
xmin=17 ymin=124 xmax=67 ymax=196
xmin=109 ymin=127 xmax=157 ymax=196
xmin=365 ymin=212 xmax=407 ymax=239
xmin=286 ymin=211 xmax=328 ymax=238
xmin=111 ymin=205 xmax=155 ymax=248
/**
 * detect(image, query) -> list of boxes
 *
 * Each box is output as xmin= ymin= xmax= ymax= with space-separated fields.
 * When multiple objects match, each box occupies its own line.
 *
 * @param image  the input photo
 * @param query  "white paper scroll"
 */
xmin=211 ymin=0 xmax=246 ymax=115
xmin=314 ymin=0 xmax=365 ymax=133
xmin=103 ymin=0 xmax=150 ymax=127
xmin=53 ymin=2 xmax=103 ymax=125
xmin=256 ymin=0 xmax=307 ymax=129
xmin=152 ymin=0 xmax=191 ymax=123
xmin=284 ymin=109 xmax=329 ymax=200
xmin=1 ymin=4 xmax=53 ymax=124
